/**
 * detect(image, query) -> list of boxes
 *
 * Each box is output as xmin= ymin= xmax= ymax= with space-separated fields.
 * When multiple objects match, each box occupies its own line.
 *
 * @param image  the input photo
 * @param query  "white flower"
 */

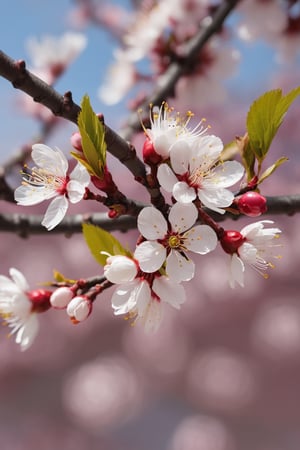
xmin=98 ymin=49 xmax=136 ymax=105
xmin=26 ymin=32 xmax=87 ymax=74
xmin=15 ymin=144 xmax=90 ymax=230
xmin=0 ymin=268 xmax=39 ymax=351
xmin=228 ymin=220 xmax=282 ymax=288
xmin=157 ymin=135 xmax=244 ymax=213
xmin=134 ymin=202 xmax=217 ymax=282
xmin=143 ymin=103 xmax=208 ymax=160
xmin=104 ymin=255 xmax=186 ymax=332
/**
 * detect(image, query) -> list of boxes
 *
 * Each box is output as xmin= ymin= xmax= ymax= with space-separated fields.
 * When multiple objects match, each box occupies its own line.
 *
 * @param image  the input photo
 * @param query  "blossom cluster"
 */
xmin=0 ymin=103 xmax=282 ymax=350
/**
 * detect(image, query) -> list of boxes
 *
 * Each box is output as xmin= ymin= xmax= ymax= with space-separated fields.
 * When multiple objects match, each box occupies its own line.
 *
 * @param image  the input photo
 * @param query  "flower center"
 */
xmin=22 ymin=167 xmax=68 ymax=195
xmin=168 ymin=234 xmax=181 ymax=249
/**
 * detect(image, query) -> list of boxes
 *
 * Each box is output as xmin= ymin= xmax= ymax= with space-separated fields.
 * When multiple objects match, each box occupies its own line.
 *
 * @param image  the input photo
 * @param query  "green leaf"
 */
xmin=82 ymin=223 xmax=132 ymax=267
xmin=258 ymin=157 xmax=288 ymax=184
xmin=246 ymin=87 xmax=300 ymax=162
xmin=77 ymin=94 xmax=106 ymax=178
xmin=53 ymin=270 xmax=76 ymax=284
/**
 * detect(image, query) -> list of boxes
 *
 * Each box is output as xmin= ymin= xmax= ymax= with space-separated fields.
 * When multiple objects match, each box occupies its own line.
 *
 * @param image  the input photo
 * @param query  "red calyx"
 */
xmin=91 ymin=166 xmax=116 ymax=194
xmin=220 ymin=230 xmax=245 ymax=255
xmin=142 ymin=139 xmax=162 ymax=166
xmin=28 ymin=289 xmax=52 ymax=313
xmin=237 ymin=191 xmax=267 ymax=217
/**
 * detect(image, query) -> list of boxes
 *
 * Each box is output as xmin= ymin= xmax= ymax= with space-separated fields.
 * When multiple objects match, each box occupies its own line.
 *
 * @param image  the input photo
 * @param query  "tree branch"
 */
xmin=1 ymin=195 xmax=300 ymax=237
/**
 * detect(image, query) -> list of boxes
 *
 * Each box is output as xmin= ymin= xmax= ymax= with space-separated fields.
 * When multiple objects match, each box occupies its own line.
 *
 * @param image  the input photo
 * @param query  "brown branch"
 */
xmin=119 ymin=0 xmax=242 ymax=140
xmin=1 ymin=195 xmax=300 ymax=237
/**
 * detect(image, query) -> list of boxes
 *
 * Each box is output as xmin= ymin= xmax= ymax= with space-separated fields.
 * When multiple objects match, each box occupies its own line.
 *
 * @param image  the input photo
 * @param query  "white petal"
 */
xmin=153 ymin=276 xmax=186 ymax=309
xmin=15 ymin=315 xmax=39 ymax=351
xmin=184 ymin=224 xmax=218 ymax=254
xmin=168 ymin=202 xmax=198 ymax=233
xmin=157 ymin=163 xmax=178 ymax=192
xmin=166 ymin=250 xmax=195 ymax=282
xmin=137 ymin=207 xmax=167 ymax=239
xmin=9 ymin=268 xmax=29 ymax=292
xmin=41 ymin=195 xmax=68 ymax=230
xmin=67 ymin=179 xmax=86 ymax=203
xmin=32 ymin=144 xmax=68 ymax=176
xmin=111 ymin=280 xmax=140 ymax=315
xmin=70 ymin=162 xmax=90 ymax=185
xmin=134 ymin=241 xmax=166 ymax=273
xmin=153 ymin=134 xmax=171 ymax=159
xmin=173 ymin=181 xmax=196 ymax=203
xmin=169 ymin=140 xmax=191 ymax=175
xmin=239 ymin=242 xmax=258 ymax=265
xmin=229 ymin=254 xmax=245 ymax=288
xmin=210 ymin=161 xmax=244 ymax=187
xmin=198 ymin=187 xmax=234 ymax=213
xmin=143 ymin=299 xmax=163 ymax=333
xmin=14 ymin=185 xmax=56 ymax=206
xmin=104 ymin=256 xmax=137 ymax=284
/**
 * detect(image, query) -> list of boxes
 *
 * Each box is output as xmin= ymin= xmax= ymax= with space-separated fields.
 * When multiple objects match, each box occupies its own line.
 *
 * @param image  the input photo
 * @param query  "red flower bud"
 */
xmin=28 ymin=289 xmax=52 ymax=313
xmin=237 ymin=192 xmax=267 ymax=217
xmin=142 ymin=139 xmax=162 ymax=166
xmin=220 ymin=230 xmax=245 ymax=254
xmin=70 ymin=131 xmax=83 ymax=152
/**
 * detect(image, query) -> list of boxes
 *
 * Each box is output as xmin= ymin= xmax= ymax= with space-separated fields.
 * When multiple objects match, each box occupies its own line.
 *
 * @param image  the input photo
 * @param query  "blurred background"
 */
xmin=1 ymin=1 xmax=300 ymax=449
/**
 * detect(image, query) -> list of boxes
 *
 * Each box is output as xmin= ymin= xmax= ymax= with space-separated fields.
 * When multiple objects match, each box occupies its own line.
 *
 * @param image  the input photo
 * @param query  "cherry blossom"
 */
xmin=0 ymin=268 xmax=40 ymax=351
xmin=14 ymin=144 xmax=90 ymax=231
xmin=104 ymin=255 xmax=186 ymax=333
xmin=67 ymin=296 xmax=93 ymax=323
xmin=134 ymin=202 xmax=217 ymax=282
xmin=220 ymin=220 xmax=282 ymax=288
xmin=157 ymin=135 xmax=244 ymax=213
xmin=143 ymin=103 xmax=208 ymax=160
xmin=26 ymin=32 xmax=87 ymax=81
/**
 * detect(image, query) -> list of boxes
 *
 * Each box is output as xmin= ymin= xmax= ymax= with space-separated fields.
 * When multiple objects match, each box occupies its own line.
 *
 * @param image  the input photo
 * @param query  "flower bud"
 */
xmin=28 ymin=289 xmax=52 ymax=313
xmin=142 ymin=139 xmax=162 ymax=166
xmin=104 ymin=255 xmax=138 ymax=284
xmin=67 ymin=296 xmax=92 ymax=324
xmin=70 ymin=131 xmax=83 ymax=152
xmin=220 ymin=230 xmax=245 ymax=254
xmin=50 ymin=287 xmax=74 ymax=309
xmin=237 ymin=192 xmax=267 ymax=217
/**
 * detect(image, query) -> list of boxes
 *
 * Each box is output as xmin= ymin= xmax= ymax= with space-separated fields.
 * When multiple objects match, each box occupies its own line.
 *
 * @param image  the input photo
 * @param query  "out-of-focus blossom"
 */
xmin=98 ymin=50 xmax=136 ymax=105
xmin=157 ymin=134 xmax=244 ymax=213
xmin=26 ymin=32 xmax=87 ymax=81
xmin=221 ymin=220 xmax=282 ymax=288
xmin=0 ymin=268 xmax=40 ymax=351
xmin=236 ymin=0 xmax=287 ymax=42
xmin=15 ymin=144 xmax=90 ymax=231
xmin=104 ymin=255 xmax=186 ymax=333
xmin=134 ymin=202 xmax=217 ymax=281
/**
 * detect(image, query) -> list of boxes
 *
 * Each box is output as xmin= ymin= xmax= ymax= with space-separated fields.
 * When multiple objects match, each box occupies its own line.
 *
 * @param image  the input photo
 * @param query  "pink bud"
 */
xmin=70 ymin=131 xmax=83 ymax=152
xmin=67 ymin=296 xmax=92 ymax=324
xmin=220 ymin=230 xmax=245 ymax=254
xmin=50 ymin=287 xmax=74 ymax=309
xmin=142 ymin=139 xmax=162 ymax=165
xmin=237 ymin=192 xmax=267 ymax=217
xmin=28 ymin=289 xmax=52 ymax=313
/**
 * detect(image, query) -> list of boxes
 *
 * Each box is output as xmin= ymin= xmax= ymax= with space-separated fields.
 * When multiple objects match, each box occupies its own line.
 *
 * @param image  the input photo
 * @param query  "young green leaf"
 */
xmin=82 ymin=223 xmax=132 ymax=267
xmin=77 ymin=94 xmax=107 ymax=178
xmin=258 ymin=157 xmax=288 ymax=185
xmin=247 ymin=87 xmax=300 ymax=163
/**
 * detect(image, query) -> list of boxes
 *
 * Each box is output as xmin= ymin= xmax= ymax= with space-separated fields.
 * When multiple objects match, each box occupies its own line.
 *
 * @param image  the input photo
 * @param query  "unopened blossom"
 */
xmin=67 ymin=296 xmax=92 ymax=324
xmin=157 ymin=135 xmax=244 ymax=213
xmin=26 ymin=32 xmax=87 ymax=80
xmin=15 ymin=144 xmax=90 ymax=230
xmin=50 ymin=287 xmax=74 ymax=309
xmin=143 ymin=103 xmax=209 ymax=160
xmin=0 ymin=269 xmax=43 ymax=350
xmin=220 ymin=220 xmax=282 ymax=288
xmin=104 ymin=255 xmax=185 ymax=333
xmin=134 ymin=202 xmax=217 ymax=282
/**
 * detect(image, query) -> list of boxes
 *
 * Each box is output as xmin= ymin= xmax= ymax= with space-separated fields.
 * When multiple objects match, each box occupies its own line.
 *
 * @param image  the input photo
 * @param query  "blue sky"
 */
xmin=0 ymin=1 xmax=298 ymax=162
